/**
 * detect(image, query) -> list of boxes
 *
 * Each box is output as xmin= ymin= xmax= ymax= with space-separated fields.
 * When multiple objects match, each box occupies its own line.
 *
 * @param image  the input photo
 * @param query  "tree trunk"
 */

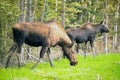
xmin=113 ymin=35 xmax=115 ymax=50
xmin=80 ymin=0 xmax=84 ymax=22
xmin=92 ymin=0 xmax=98 ymax=22
xmin=41 ymin=0 xmax=47 ymax=22
xmin=62 ymin=0 xmax=66 ymax=28
xmin=23 ymin=0 xmax=27 ymax=22
xmin=113 ymin=2 xmax=119 ymax=50
xmin=32 ymin=0 xmax=37 ymax=21
xmin=19 ymin=0 xmax=23 ymax=22
xmin=27 ymin=0 xmax=33 ymax=60
xmin=114 ymin=3 xmax=119 ymax=47
xmin=55 ymin=0 xmax=58 ymax=20
xmin=18 ymin=0 xmax=28 ymax=63
xmin=104 ymin=0 xmax=108 ymax=54
xmin=18 ymin=0 xmax=23 ymax=63
xmin=88 ymin=0 xmax=91 ymax=22
xmin=28 ymin=0 xmax=33 ymax=22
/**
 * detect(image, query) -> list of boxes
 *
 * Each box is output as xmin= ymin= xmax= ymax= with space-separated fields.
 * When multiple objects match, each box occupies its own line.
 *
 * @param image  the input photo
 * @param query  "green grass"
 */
xmin=0 ymin=53 xmax=120 ymax=80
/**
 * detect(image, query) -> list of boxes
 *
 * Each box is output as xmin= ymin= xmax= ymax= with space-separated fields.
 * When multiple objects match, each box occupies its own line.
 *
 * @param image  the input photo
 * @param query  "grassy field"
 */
xmin=0 ymin=53 xmax=120 ymax=80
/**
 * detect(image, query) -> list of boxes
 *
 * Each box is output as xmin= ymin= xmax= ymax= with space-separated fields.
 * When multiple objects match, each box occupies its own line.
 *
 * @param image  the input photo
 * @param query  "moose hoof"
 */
xmin=70 ymin=62 xmax=78 ymax=66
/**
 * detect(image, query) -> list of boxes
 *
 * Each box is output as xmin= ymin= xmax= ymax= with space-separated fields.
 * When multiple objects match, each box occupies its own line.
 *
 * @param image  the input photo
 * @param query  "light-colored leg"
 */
xmin=5 ymin=44 xmax=17 ymax=68
xmin=17 ymin=53 xmax=21 ymax=67
xmin=84 ymin=41 xmax=88 ymax=58
xmin=90 ymin=40 xmax=96 ymax=57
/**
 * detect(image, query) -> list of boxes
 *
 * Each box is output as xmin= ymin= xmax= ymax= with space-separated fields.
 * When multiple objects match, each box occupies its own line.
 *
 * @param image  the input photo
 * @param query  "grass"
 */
xmin=0 ymin=53 xmax=120 ymax=80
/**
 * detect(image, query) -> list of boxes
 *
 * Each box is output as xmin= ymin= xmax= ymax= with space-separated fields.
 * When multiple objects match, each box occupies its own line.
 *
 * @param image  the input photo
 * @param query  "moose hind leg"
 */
xmin=16 ymin=44 xmax=22 ymax=67
xmin=5 ymin=43 xmax=17 ymax=68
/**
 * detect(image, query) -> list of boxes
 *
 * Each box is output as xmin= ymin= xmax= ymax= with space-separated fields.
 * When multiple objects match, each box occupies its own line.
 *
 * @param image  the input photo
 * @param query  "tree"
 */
xmin=0 ymin=1 xmax=19 ymax=55
xmin=104 ymin=0 xmax=108 ymax=54
xmin=0 ymin=0 xmax=120 ymax=61
xmin=113 ymin=0 xmax=119 ymax=50
xmin=0 ymin=0 xmax=20 ymax=64
xmin=41 ymin=0 xmax=47 ymax=22
xmin=62 ymin=0 xmax=66 ymax=28
xmin=28 ymin=0 xmax=33 ymax=22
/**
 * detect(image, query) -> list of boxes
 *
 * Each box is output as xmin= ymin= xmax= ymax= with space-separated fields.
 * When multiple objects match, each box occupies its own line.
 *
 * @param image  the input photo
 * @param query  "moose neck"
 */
xmin=94 ymin=24 xmax=101 ymax=34
xmin=61 ymin=46 xmax=72 ymax=60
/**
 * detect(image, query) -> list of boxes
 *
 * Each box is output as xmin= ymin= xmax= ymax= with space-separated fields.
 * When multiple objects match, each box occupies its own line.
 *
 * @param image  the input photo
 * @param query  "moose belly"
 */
xmin=24 ymin=34 xmax=46 ymax=47
xmin=76 ymin=37 xmax=88 ymax=43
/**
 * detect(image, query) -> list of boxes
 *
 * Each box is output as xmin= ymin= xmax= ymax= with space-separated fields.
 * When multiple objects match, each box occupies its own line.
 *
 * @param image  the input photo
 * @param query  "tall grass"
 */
xmin=0 ymin=53 xmax=120 ymax=80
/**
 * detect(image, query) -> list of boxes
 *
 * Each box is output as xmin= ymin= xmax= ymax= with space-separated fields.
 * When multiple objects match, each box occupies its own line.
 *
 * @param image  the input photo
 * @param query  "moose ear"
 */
xmin=100 ymin=20 xmax=105 ymax=24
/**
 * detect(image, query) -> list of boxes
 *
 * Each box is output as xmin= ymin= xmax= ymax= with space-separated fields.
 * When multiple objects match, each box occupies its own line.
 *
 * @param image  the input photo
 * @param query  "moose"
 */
xmin=5 ymin=20 xmax=77 ymax=68
xmin=66 ymin=20 xmax=109 ymax=57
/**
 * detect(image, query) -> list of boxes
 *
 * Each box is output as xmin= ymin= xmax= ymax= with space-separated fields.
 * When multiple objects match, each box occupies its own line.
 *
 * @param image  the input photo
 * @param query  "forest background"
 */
xmin=0 ymin=0 xmax=120 ymax=65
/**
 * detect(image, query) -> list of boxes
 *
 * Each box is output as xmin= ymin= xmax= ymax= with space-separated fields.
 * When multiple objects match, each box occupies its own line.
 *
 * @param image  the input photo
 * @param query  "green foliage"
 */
xmin=0 ymin=53 xmax=120 ymax=80
xmin=0 ymin=0 xmax=120 ymax=55
xmin=0 ymin=1 xmax=20 ymax=23
xmin=0 ymin=1 xmax=20 ymax=55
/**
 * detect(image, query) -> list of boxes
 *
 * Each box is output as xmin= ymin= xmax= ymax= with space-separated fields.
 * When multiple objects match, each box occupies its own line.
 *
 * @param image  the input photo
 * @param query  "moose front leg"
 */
xmin=76 ymin=43 xmax=80 ymax=53
xmin=47 ymin=48 xmax=54 ymax=67
xmin=31 ymin=46 xmax=48 ymax=69
xmin=84 ymin=41 xmax=88 ymax=58
xmin=90 ymin=40 xmax=95 ymax=57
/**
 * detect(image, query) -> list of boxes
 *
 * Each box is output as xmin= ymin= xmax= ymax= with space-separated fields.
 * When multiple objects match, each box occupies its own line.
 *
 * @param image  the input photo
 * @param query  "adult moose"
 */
xmin=5 ymin=20 xmax=77 ymax=68
xmin=66 ymin=20 xmax=109 ymax=57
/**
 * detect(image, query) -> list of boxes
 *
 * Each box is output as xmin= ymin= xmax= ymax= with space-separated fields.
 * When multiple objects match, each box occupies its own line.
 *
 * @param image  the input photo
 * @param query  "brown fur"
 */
xmin=6 ymin=20 xmax=77 ymax=68
xmin=46 ymin=20 xmax=72 ymax=47
xmin=81 ymin=23 xmax=97 ymax=29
